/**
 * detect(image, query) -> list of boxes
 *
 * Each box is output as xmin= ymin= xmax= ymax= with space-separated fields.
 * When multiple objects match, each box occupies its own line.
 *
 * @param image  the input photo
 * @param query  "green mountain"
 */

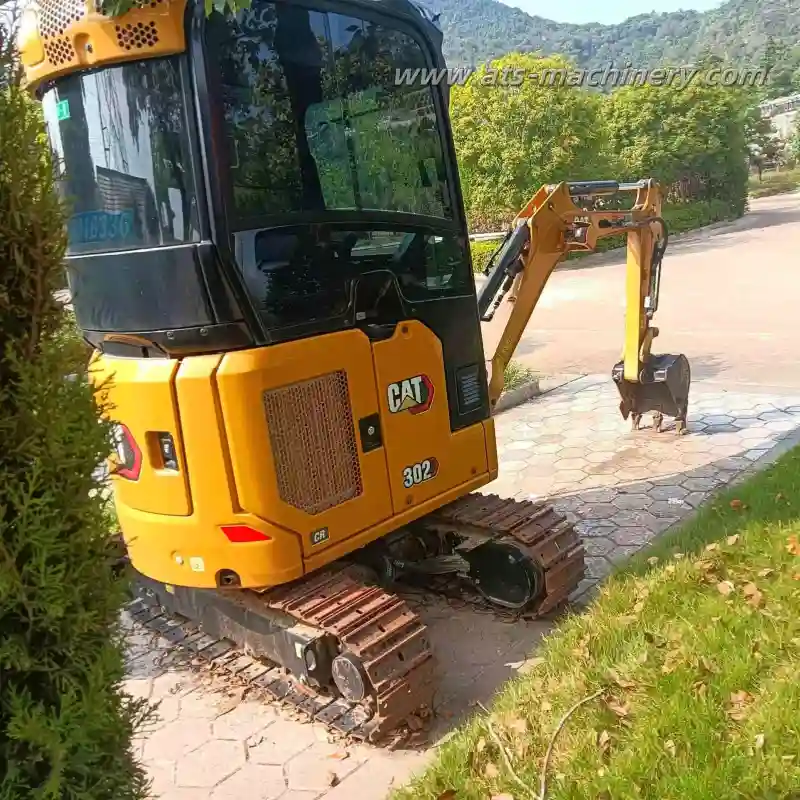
xmin=427 ymin=0 xmax=800 ymax=93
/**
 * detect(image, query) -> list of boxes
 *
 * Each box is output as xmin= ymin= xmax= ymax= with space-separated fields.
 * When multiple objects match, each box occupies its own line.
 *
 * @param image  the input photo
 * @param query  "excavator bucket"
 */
xmin=612 ymin=353 xmax=691 ymax=434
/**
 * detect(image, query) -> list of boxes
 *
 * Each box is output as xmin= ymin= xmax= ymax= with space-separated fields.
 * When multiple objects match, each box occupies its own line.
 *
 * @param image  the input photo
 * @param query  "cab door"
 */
xmin=372 ymin=320 xmax=489 ymax=514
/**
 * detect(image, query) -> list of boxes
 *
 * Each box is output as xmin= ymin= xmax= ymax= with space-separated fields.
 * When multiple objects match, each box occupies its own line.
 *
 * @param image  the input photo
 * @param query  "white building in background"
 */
xmin=759 ymin=93 xmax=800 ymax=140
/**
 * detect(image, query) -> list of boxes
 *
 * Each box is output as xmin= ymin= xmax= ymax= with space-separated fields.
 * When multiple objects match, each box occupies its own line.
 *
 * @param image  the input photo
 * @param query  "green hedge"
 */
xmin=1 ymin=73 xmax=150 ymax=799
xmin=470 ymin=199 xmax=738 ymax=272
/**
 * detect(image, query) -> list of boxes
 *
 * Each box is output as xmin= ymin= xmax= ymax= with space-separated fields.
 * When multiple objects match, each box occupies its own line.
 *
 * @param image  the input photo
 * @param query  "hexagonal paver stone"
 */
xmin=610 ymin=527 xmax=652 ymax=547
xmin=642 ymin=500 xmax=682 ymax=518
xmin=584 ymin=537 xmax=616 ymax=557
xmin=212 ymin=701 xmax=277 ymax=742
xmin=285 ymin=742 xmax=365 ymax=792
xmin=611 ymin=493 xmax=653 ymax=511
xmin=143 ymin=719 xmax=214 ymax=763
xmin=586 ymin=557 xmax=613 ymax=579
xmin=247 ymin=719 xmax=320 ymax=765
xmin=578 ymin=503 xmax=619 ymax=520
xmin=211 ymin=763 xmax=285 ymax=800
xmin=758 ymin=410 xmax=794 ymax=422
xmin=647 ymin=485 xmax=689 ymax=502
xmin=176 ymin=740 xmax=246 ymax=789
xmin=680 ymin=477 xmax=720 ymax=493
xmin=701 ymin=415 xmax=734 ymax=426
xmin=554 ymin=457 xmax=589 ymax=471
xmin=609 ymin=545 xmax=643 ymax=563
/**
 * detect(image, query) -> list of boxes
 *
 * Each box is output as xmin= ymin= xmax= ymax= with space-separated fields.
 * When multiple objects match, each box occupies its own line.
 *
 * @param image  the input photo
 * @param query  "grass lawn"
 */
xmin=749 ymin=168 xmax=800 ymax=199
xmin=503 ymin=361 xmax=537 ymax=392
xmin=394 ymin=446 xmax=800 ymax=800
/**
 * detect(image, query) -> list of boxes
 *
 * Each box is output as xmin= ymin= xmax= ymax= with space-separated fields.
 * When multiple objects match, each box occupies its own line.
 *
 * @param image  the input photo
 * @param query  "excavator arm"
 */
xmin=478 ymin=178 xmax=690 ymax=433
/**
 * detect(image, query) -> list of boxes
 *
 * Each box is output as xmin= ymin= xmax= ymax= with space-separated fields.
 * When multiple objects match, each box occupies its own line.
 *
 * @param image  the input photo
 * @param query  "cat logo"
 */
xmin=387 ymin=374 xmax=434 ymax=415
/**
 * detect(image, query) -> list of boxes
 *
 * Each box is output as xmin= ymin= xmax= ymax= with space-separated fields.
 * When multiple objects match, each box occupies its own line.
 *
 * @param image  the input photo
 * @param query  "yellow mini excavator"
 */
xmin=18 ymin=0 xmax=690 ymax=741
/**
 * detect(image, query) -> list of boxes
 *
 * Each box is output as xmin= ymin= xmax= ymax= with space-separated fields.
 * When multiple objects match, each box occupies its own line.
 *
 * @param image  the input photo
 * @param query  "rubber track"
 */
xmin=425 ymin=493 xmax=586 ymax=615
xmin=127 ymin=563 xmax=436 ymax=743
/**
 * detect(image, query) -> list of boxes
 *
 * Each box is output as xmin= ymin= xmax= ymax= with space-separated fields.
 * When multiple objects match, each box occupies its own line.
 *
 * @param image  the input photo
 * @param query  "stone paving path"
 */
xmin=123 ymin=375 xmax=800 ymax=800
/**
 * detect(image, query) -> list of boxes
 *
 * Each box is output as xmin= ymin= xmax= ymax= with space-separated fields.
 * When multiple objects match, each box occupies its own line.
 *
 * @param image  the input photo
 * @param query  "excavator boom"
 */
xmin=479 ymin=179 xmax=690 ymax=434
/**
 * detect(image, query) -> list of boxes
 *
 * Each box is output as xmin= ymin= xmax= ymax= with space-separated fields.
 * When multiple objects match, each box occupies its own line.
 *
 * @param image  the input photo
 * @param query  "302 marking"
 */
xmin=402 ymin=458 xmax=439 ymax=488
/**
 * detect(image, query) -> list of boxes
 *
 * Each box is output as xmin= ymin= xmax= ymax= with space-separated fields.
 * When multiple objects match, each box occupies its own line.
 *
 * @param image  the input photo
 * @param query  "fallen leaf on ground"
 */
xmin=758 ymin=568 xmax=774 ymax=578
xmin=695 ymin=560 xmax=715 ymax=572
xmin=730 ymin=500 xmax=744 ymax=512
xmin=700 ymin=656 xmax=718 ymax=673
xmin=506 ymin=717 xmax=527 ymax=735
xmin=664 ymin=739 xmax=676 ymax=756
xmin=755 ymin=734 xmax=765 ymax=751
xmin=787 ymin=536 xmax=800 ymax=556
xmin=633 ymin=601 xmax=645 ymax=613
xmin=607 ymin=669 xmax=636 ymax=689
xmin=728 ymin=690 xmax=752 ymax=720
xmin=598 ymin=730 xmax=611 ymax=752
xmin=606 ymin=699 xmax=631 ymax=718
xmin=727 ymin=534 xmax=741 ymax=545
xmin=744 ymin=583 xmax=764 ymax=607
xmin=328 ymin=752 xmax=350 ymax=761
xmin=327 ymin=772 xmax=340 ymax=787
xmin=706 ymin=543 xmax=719 ymax=552
xmin=717 ymin=581 xmax=735 ymax=596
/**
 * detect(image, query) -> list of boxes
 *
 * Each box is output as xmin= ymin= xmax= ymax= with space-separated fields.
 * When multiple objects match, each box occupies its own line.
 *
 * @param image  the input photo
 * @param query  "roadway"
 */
xmin=481 ymin=191 xmax=800 ymax=391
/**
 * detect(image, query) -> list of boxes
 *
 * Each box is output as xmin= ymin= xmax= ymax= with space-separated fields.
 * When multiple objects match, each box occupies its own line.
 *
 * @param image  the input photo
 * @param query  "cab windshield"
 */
xmin=208 ymin=1 xmax=455 ymax=226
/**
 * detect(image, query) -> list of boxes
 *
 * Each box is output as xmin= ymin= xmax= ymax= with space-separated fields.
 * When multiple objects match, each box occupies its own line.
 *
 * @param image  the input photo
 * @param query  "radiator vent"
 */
xmin=263 ymin=371 xmax=363 ymax=515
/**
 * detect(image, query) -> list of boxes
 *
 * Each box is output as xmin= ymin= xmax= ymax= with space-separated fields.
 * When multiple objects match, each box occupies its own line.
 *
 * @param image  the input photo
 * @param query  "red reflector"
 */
xmin=221 ymin=525 xmax=272 ymax=543
xmin=112 ymin=423 xmax=142 ymax=481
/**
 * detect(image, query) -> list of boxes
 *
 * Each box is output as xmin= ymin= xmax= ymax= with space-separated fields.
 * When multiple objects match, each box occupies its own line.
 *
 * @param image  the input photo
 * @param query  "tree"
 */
xmin=0 ymin=15 xmax=150 ymax=800
xmin=449 ymin=53 xmax=615 ymax=229
xmin=604 ymin=75 xmax=750 ymax=215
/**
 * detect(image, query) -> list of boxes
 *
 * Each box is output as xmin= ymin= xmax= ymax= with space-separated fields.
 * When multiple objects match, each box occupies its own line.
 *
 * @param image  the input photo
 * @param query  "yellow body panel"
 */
xmin=371 ymin=321 xmax=488 ymax=512
xmin=215 ymin=330 xmax=394 ymax=556
xmin=92 ymin=355 xmax=191 ymax=516
xmin=93 ymin=327 xmax=496 ymax=590
xmin=18 ymin=0 xmax=187 ymax=91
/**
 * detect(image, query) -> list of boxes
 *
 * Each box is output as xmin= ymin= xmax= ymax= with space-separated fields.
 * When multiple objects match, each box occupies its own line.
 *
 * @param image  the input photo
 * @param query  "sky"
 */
xmin=498 ymin=0 xmax=725 ymax=25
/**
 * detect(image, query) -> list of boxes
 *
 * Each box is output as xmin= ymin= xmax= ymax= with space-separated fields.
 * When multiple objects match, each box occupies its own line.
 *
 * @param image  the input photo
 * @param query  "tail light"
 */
xmin=111 ymin=423 xmax=142 ymax=481
xmin=221 ymin=525 xmax=272 ymax=543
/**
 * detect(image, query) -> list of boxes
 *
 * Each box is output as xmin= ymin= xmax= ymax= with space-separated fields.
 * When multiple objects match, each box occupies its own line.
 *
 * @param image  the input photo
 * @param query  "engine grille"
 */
xmin=263 ymin=371 xmax=363 ymax=516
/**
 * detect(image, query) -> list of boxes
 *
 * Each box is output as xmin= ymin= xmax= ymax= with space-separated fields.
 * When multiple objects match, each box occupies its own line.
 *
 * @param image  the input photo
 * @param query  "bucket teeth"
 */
xmin=612 ymin=352 xmax=691 ymax=433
